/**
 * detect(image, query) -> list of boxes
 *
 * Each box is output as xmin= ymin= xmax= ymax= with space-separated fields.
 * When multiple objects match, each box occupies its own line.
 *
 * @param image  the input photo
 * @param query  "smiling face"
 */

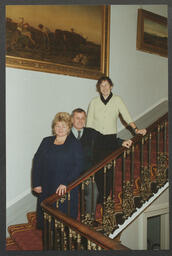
xmin=99 ymin=80 xmax=112 ymax=98
xmin=54 ymin=121 xmax=70 ymax=137
xmin=72 ymin=112 xmax=86 ymax=130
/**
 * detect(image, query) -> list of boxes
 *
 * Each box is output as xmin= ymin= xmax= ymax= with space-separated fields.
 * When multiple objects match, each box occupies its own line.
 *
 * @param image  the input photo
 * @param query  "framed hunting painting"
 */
xmin=136 ymin=9 xmax=168 ymax=58
xmin=6 ymin=5 xmax=110 ymax=79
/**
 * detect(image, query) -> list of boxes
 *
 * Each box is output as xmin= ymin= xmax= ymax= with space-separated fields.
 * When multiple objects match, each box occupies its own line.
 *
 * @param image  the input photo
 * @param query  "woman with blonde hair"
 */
xmin=32 ymin=112 xmax=84 ymax=229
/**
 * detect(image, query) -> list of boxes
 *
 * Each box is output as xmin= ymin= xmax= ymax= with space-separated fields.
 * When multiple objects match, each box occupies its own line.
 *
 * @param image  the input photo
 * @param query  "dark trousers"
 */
xmin=94 ymin=134 xmax=119 ymax=203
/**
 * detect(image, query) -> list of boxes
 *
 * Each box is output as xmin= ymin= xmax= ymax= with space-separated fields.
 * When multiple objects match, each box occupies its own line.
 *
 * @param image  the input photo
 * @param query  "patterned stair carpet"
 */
xmin=6 ymin=212 xmax=43 ymax=251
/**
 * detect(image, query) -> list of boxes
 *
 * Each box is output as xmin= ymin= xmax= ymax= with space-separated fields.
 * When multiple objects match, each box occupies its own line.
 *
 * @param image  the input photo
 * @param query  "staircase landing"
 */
xmin=6 ymin=212 xmax=43 ymax=251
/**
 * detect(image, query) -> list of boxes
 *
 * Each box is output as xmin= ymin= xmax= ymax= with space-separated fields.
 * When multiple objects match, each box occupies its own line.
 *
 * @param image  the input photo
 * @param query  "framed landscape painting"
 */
xmin=136 ymin=9 xmax=168 ymax=58
xmin=6 ymin=5 xmax=110 ymax=79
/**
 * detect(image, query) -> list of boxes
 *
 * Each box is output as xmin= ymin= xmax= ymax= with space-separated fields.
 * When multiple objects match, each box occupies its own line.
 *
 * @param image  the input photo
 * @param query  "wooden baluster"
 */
xmin=156 ymin=125 xmax=160 ymax=168
xmin=67 ymin=191 xmax=70 ymax=217
xmin=87 ymin=240 xmax=91 ymax=250
xmin=131 ymin=146 xmax=134 ymax=185
xmin=52 ymin=217 xmax=55 ymax=250
xmin=60 ymin=222 xmax=65 ymax=250
xmin=77 ymin=233 xmax=81 ymax=250
xmin=81 ymin=182 xmax=85 ymax=222
xmin=164 ymin=121 xmax=167 ymax=153
xmin=103 ymin=166 xmax=107 ymax=208
xmin=112 ymin=160 xmax=116 ymax=200
xmin=48 ymin=215 xmax=52 ymax=250
xmin=56 ymin=199 xmax=59 ymax=209
xmin=91 ymin=241 xmax=97 ymax=250
xmin=122 ymin=151 xmax=126 ymax=200
xmin=43 ymin=212 xmax=47 ymax=250
xmin=148 ymin=133 xmax=151 ymax=170
xmin=68 ymin=228 xmax=72 ymax=250
xmin=64 ymin=227 xmax=67 ymax=251
xmin=140 ymin=138 xmax=144 ymax=180
xmin=140 ymin=137 xmax=144 ymax=203
xmin=54 ymin=219 xmax=58 ymax=250
xmin=156 ymin=125 xmax=161 ymax=189
xmin=91 ymin=175 xmax=95 ymax=221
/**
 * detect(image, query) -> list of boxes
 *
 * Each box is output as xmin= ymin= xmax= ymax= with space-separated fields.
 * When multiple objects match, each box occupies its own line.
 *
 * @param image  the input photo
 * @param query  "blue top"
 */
xmin=32 ymin=133 xmax=84 ymax=222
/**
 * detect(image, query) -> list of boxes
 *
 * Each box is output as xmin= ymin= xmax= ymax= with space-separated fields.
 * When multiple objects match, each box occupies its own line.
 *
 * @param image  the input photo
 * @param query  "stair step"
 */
xmin=6 ymin=237 xmax=20 ymax=250
xmin=7 ymin=214 xmax=43 ymax=251
xmin=27 ymin=211 xmax=37 ymax=228
xmin=12 ymin=229 xmax=43 ymax=250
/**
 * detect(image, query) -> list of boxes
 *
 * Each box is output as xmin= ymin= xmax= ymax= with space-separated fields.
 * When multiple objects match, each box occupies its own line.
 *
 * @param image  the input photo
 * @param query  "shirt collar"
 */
xmin=100 ymin=92 xmax=113 ymax=105
xmin=72 ymin=126 xmax=84 ymax=138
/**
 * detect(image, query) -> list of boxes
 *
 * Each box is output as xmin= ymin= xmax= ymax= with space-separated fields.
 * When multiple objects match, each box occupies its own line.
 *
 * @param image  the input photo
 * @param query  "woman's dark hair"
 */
xmin=96 ymin=76 xmax=113 ymax=93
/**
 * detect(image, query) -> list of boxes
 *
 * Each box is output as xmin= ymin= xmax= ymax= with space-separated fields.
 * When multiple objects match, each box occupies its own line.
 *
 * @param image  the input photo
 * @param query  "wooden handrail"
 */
xmin=42 ymin=200 xmax=129 ymax=250
xmin=42 ymin=112 xmax=168 ymax=205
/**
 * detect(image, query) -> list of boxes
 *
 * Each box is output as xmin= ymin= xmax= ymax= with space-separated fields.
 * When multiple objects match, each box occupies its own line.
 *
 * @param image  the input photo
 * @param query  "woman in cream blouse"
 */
xmin=86 ymin=76 xmax=146 ymax=202
xmin=87 ymin=76 xmax=146 ymax=136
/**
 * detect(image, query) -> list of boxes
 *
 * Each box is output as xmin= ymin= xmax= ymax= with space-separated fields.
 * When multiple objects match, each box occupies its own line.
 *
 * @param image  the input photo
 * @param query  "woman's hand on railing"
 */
xmin=122 ymin=139 xmax=133 ymax=148
xmin=33 ymin=186 xmax=42 ymax=193
xmin=56 ymin=184 xmax=67 ymax=196
xmin=135 ymin=128 xmax=147 ymax=136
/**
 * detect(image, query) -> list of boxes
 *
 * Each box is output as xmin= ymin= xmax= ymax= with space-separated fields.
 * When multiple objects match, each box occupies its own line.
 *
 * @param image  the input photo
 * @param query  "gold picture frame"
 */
xmin=6 ymin=5 xmax=110 ymax=80
xmin=136 ymin=9 xmax=168 ymax=58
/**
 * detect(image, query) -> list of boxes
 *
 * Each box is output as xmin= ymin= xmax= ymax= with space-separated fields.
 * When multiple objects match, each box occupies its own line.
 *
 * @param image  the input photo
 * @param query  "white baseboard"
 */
xmin=132 ymin=97 xmax=168 ymax=123
xmin=7 ymin=188 xmax=32 ymax=208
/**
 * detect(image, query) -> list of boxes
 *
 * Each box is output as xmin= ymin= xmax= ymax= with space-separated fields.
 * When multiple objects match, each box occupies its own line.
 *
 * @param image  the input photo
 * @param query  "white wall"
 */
xmin=110 ymin=5 xmax=168 ymax=130
xmin=6 ymin=5 xmax=168 ymax=226
xmin=6 ymin=71 xmax=96 ymax=207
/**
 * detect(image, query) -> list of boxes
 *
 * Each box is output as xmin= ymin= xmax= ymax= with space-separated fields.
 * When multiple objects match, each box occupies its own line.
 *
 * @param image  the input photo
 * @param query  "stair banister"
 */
xmin=42 ymin=112 xmax=168 ymax=205
xmin=41 ymin=112 xmax=168 ymax=250
xmin=41 ymin=199 xmax=129 ymax=250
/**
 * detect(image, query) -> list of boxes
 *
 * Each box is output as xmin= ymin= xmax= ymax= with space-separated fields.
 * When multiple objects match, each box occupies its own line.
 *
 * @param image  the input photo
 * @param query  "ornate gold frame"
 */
xmin=6 ymin=5 xmax=110 ymax=80
xmin=136 ymin=9 xmax=168 ymax=58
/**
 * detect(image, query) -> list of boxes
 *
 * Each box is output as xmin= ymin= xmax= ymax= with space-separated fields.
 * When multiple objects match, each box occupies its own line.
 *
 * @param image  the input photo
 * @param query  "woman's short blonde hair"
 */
xmin=52 ymin=112 xmax=72 ymax=135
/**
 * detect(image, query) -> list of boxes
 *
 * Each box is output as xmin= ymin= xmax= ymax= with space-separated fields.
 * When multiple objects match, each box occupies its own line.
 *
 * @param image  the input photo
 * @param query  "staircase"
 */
xmin=6 ymin=211 xmax=123 ymax=250
xmin=6 ymin=212 xmax=43 ymax=250
xmin=6 ymin=113 xmax=168 ymax=251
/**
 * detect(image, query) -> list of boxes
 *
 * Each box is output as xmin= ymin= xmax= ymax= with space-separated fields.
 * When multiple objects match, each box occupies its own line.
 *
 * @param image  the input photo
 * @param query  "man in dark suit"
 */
xmin=71 ymin=108 xmax=100 ymax=217
xmin=71 ymin=108 xmax=133 ymax=217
